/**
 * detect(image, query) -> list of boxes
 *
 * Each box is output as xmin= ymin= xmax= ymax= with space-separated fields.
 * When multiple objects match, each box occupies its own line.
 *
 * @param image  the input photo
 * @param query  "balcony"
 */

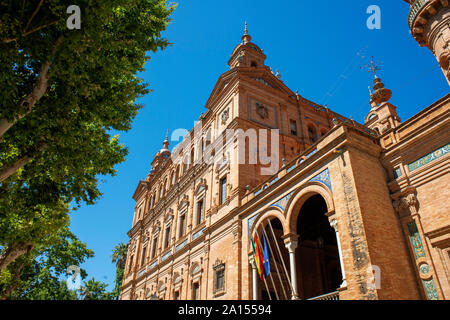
xmin=308 ymin=291 xmax=340 ymax=301
xmin=408 ymin=0 xmax=431 ymax=28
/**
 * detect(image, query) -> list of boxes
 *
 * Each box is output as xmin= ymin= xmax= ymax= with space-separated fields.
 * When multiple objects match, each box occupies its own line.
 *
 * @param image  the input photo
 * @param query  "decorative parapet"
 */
xmin=408 ymin=0 xmax=432 ymax=29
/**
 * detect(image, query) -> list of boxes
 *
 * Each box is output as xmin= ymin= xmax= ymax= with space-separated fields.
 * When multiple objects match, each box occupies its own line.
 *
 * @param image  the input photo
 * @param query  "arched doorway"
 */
xmin=251 ymin=216 xmax=292 ymax=301
xmin=295 ymin=194 xmax=342 ymax=299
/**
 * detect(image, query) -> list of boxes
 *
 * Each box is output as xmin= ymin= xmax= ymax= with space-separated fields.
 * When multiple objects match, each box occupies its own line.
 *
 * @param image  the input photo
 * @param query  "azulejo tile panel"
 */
xmin=309 ymin=168 xmax=332 ymax=192
xmin=407 ymin=221 xmax=426 ymax=259
xmin=269 ymin=192 xmax=294 ymax=212
xmin=422 ymin=279 xmax=439 ymax=300
xmin=192 ymin=227 xmax=205 ymax=240
xmin=408 ymin=143 xmax=449 ymax=172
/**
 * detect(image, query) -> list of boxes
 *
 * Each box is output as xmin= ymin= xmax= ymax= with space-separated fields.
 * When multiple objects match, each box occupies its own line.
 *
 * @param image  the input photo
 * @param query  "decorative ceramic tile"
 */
xmin=161 ymin=251 xmax=172 ymax=262
xmin=419 ymin=263 xmax=430 ymax=275
xmin=176 ymin=240 xmax=188 ymax=252
xmin=423 ymin=279 xmax=439 ymax=300
xmin=192 ymin=227 xmax=205 ymax=240
xmin=309 ymin=168 xmax=332 ymax=192
xmin=407 ymin=221 xmax=426 ymax=259
xmin=393 ymin=167 xmax=402 ymax=179
xmin=408 ymin=143 xmax=449 ymax=172
xmin=270 ymin=192 xmax=294 ymax=212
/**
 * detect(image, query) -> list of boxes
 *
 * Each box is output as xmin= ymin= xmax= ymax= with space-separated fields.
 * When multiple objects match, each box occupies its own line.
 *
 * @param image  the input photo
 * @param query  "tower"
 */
xmin=364 ymin=58 xmax=401 ymax=135
xmin=404 ymin=0 xmax=450 ymax=85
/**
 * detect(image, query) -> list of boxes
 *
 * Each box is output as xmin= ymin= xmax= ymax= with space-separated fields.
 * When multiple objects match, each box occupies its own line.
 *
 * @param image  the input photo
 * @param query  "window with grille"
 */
xmin=196 ymin=199 xmax=205 ymax=225
xmin=151 ymin=237 xmax=158 ymax=258
xmin=192 ymin=282 xmax=200 ymax=300
xmin=213 ymin=261 xmax=226 ymax=295
xmin=220 ymin=176 xmax=227 ymax=205
xmin=178 ymin=212 xmax=186 ymax=237
xmin=164 ymin=225 xmax=171 ymax=249
xmin=141 ymin=246 xmax=147 ymax=266
xmin=290 ymin=120 xmax=298 ymax=136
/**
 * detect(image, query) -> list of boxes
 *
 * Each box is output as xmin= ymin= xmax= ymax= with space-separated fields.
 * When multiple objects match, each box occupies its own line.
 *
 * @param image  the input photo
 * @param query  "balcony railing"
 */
xmin=408 ymin=0 xmax=431 ymax=28
xmin=308 ymin=291 xmax=340 ymax=301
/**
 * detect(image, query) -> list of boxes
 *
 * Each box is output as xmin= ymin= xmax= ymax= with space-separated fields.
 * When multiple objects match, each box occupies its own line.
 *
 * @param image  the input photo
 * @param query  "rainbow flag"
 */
xmin=251 ymin=233 xmax=265 ymax=280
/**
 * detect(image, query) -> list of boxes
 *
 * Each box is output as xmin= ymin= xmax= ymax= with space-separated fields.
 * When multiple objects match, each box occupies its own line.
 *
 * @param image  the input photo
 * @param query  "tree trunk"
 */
xmin=0 ymin=155 xmax=34 ymax=183
xmin=0 ymin=61 xmax=51 ymax=138
xmin=0 ymin=261 xmax=25 ymax=300
xmin=0 ymin=242 xmax=34 ymax=273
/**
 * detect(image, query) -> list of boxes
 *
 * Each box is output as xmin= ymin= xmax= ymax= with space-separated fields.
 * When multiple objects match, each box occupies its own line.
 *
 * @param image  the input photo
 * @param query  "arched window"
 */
xmin=171 ymin=171 xmax=175 ymax=186
xmin=160 ymin=183 xmax=165 ymax=199
xmin=190 ymin=148 xmax=195 ymax=167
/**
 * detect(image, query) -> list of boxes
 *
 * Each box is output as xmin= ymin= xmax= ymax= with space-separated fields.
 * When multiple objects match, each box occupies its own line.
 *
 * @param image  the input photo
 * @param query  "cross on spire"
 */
xmin=244 ymin=21 xmax=248 ymax=35
xmin=364 ymin=56 xmax=382 ymax=78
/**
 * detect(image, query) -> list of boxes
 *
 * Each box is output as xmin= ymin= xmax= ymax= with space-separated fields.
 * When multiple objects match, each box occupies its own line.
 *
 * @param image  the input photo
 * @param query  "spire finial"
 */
xmin=241 ymin=21 xmax=252 ymax=44
xmin=162 ymin=129 xmax=170 ymax=151
xmin=363 ymin=56 xmax=382 ymax=78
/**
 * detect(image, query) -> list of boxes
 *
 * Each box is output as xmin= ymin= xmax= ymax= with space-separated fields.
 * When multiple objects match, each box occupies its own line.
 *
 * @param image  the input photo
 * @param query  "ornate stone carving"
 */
xmin=256 ymin=102 xmax=268 ymax=119
xmin=392 ymin=192 xmax=418 ymax=217
xmin=221 ymin=108 xmax=230 ymax=125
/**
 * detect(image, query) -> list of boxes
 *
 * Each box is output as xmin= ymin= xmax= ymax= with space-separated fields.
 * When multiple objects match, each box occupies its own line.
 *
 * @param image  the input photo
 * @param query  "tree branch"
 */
xmin=0 ymin=144 xmax=47 ymax=183
xmin=0 ymin=60 xmax=50 ymax=138
xmin=0 ymin=261 xmax=25 ymax=300
xmin=0 ymin=242 xmax=34 ymax=273
xmin=24 ymin=0 xmax=44 ymax=33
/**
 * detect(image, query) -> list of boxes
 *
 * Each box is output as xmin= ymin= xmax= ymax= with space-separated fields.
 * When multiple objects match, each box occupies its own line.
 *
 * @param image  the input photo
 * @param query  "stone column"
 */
xmin=283 ymin=235 xmax=299 ymax=300
xmin=249 ymin=256 xmax=258 ymax=300
xmin=329 ymin=218 xmax=347 ymax=288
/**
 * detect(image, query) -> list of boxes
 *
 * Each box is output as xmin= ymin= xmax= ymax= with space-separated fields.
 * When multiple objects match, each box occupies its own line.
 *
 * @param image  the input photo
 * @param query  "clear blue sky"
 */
xmin=69 ymin=0 xmax=449 ymax=289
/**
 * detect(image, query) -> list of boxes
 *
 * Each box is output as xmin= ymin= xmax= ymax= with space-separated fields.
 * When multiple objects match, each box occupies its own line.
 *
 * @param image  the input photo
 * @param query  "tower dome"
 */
xmin=228 ymin=22 xmax=267 ymax=69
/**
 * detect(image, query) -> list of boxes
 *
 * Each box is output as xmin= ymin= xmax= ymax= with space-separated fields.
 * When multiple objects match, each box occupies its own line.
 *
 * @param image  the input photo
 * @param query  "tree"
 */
xmin=112 ymin=243 xmax=129 ymax=271
xmin=79 ymin=278 xmax=112 ymax=300
xmin=111 ymin=242 xmax=128 ymax=299
xmin=0 ymin=0 xmax=175 ymax=270
xmin=0 ymin=227 xmax=94 ymax=300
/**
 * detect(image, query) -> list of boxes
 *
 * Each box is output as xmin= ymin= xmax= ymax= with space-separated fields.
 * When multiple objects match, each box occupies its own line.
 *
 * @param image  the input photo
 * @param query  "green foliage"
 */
xmin=0 ymin=0 xmax=175 ymax=271
xmin=111 ymin=242 xmax=128 ymax=299
xmin=80 ymin=278 xmax=112 ymax=300
xmin=1 ymin=227 xmax=93 ymax=300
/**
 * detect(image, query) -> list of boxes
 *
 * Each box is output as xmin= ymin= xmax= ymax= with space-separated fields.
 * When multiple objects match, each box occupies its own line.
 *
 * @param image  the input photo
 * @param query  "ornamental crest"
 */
xmin=256 ymin=102 xmax=268 ymax=119
xmin=221 ymin=108 xmax=230 ymax=125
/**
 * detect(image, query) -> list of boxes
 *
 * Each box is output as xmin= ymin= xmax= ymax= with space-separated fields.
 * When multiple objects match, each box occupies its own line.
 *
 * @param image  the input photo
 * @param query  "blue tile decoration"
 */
xmin=247 ymin=213 xmax=259 ymax=235
xmin=270 ymin=192 xmax=294 ymax=212
xmin=149 ymin=261 xmax=157 ymax=270
xmin=161 ymin=251 xmax=172 ymax=262
xmin=192 ymin=227 xmax=205 ymax=240
xmin=286 ymin=163 xmax=297 ymax=173
xmin=138 ymin=268 xmax=146 ymax=277
xmin=419 ymin=263 xmax=430 ymax=275
xmin=423 ymin=279 xmax=439 ymax=300
xmin=407 ymin=221 xmax=426 ymax=259
xmin=408 ymin=144 xmax=449 ymax=172
xmin=393 ymin=167 xmax=402 ymax=179
xmin=309 ymin=168 xmax=332 ymax=192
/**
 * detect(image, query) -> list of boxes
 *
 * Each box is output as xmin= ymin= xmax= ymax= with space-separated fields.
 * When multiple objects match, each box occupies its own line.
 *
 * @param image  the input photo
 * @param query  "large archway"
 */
xmin=295 ymin=194 xmax=342 ymax=299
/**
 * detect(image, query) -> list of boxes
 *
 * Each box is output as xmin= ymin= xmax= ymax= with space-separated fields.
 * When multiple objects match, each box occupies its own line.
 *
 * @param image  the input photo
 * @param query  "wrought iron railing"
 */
xmin=308 ymin=291 xmax=340 ymax=301
xmin=408 ymin=0 xmax=431 ymax=28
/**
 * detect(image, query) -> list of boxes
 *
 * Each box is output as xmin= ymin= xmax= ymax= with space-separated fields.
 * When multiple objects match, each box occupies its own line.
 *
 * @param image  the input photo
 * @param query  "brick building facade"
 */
xmin=120 ymin=22 xmax=450 ymax=300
